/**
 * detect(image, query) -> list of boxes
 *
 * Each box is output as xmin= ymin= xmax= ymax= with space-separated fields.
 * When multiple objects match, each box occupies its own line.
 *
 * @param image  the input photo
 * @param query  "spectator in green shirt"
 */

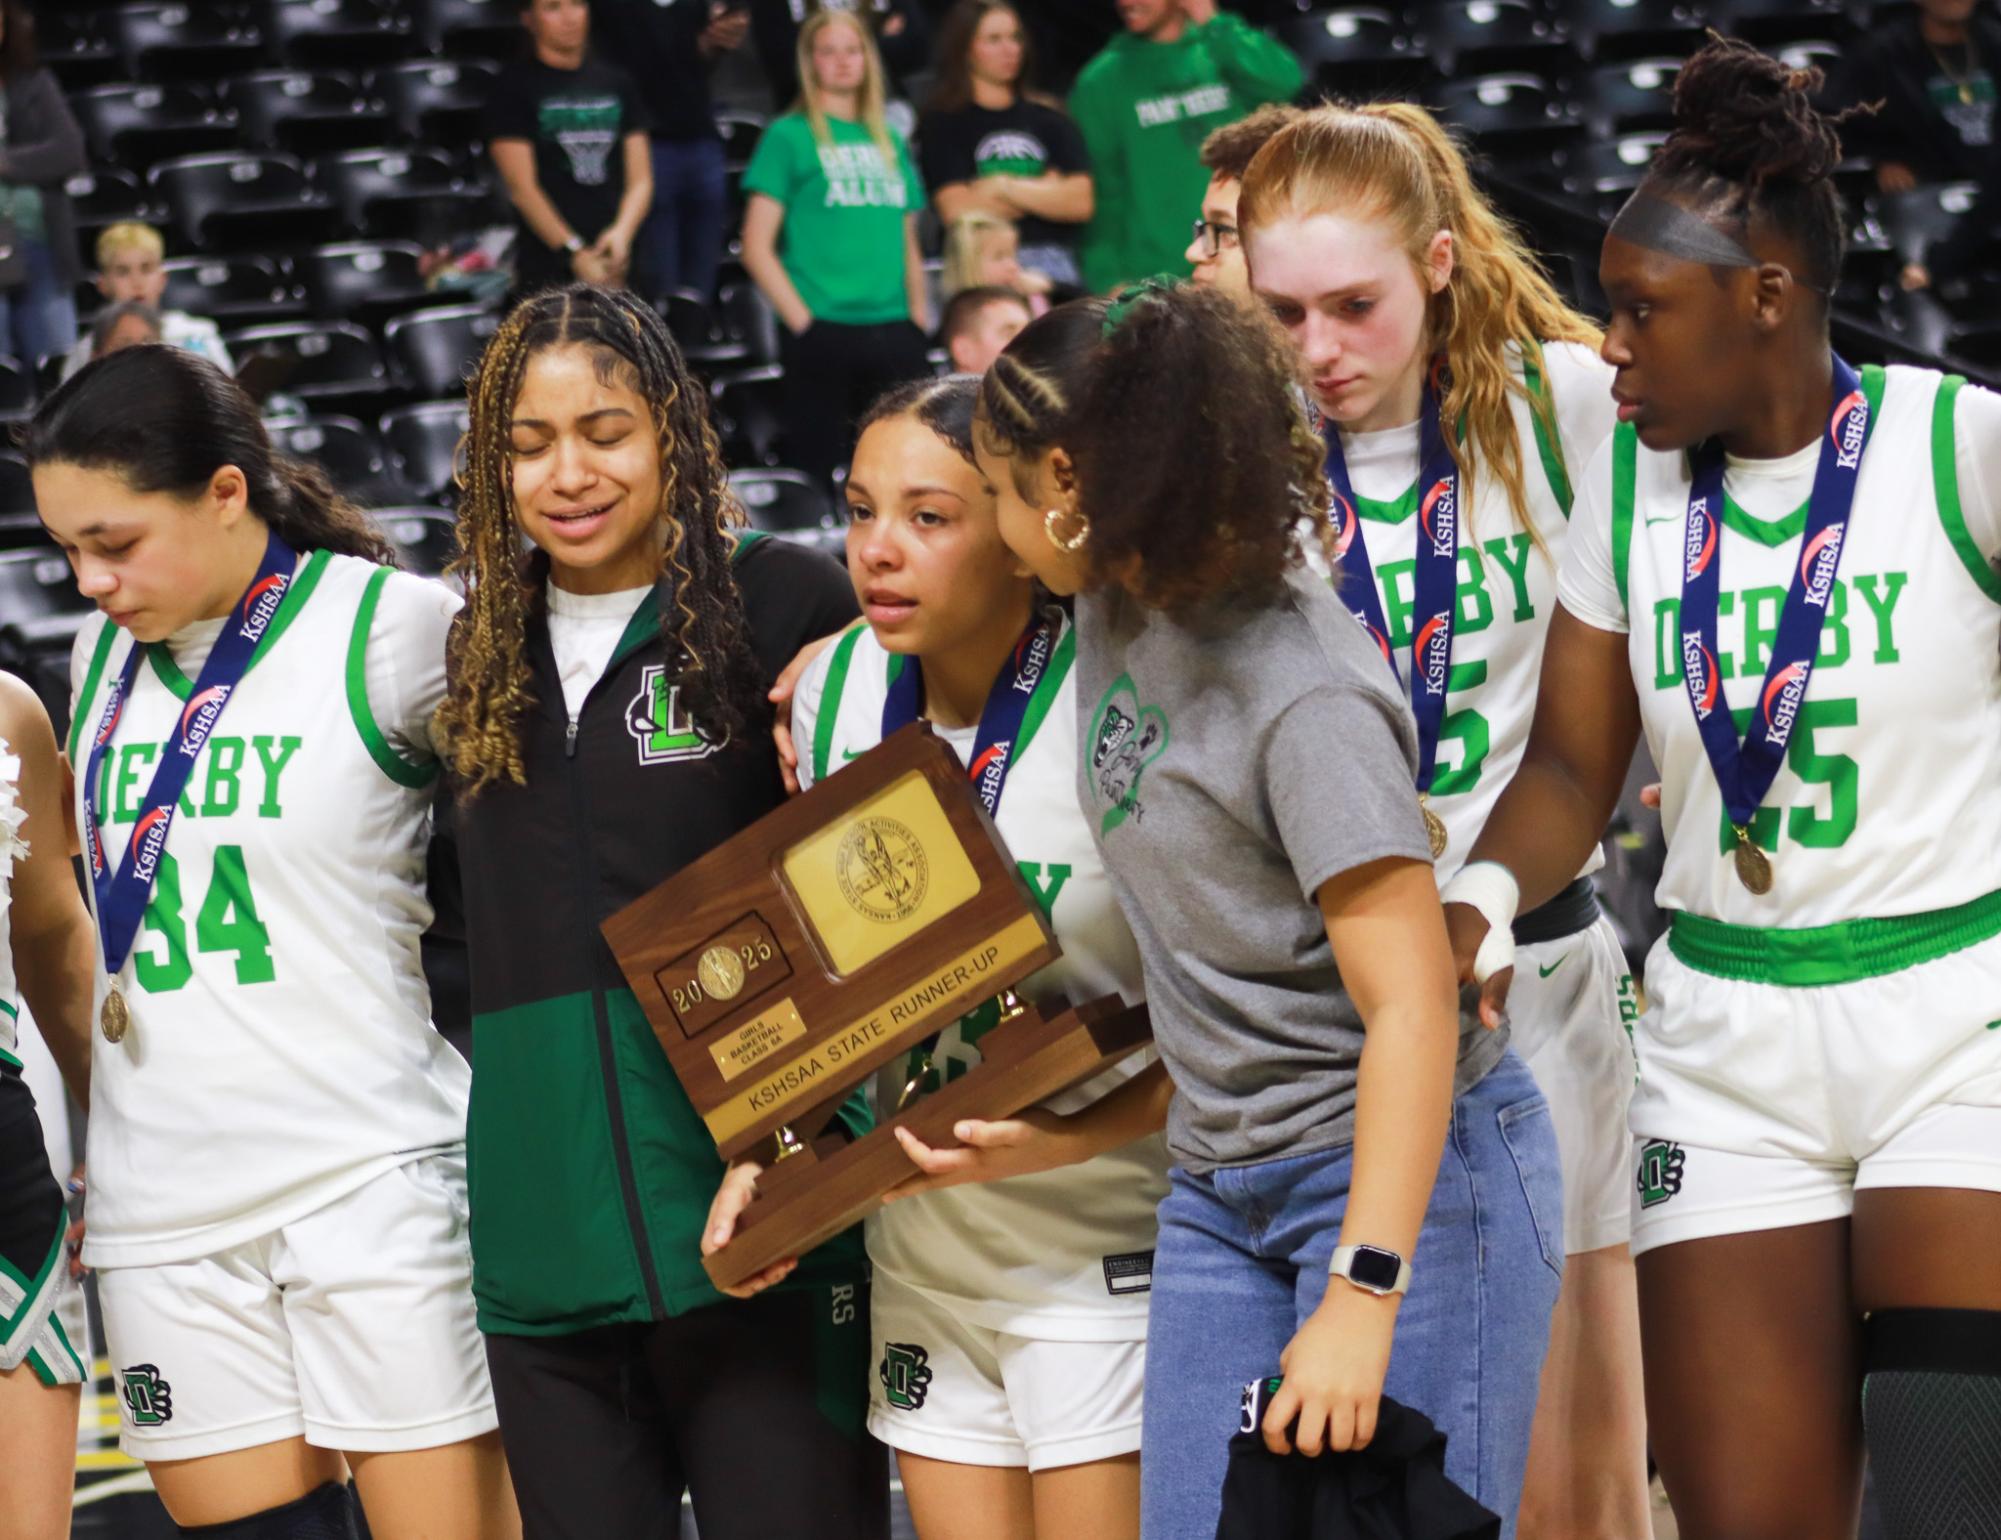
xmin=741 ymin=10 xmax=932 ymax=490
xmin=1069 ymin=0 xmax=1302 ymax=293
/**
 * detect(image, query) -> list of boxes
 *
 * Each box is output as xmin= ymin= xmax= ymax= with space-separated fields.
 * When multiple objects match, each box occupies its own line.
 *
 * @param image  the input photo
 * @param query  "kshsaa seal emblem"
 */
xmin=836 ymin=817 xmax=929 ymax=922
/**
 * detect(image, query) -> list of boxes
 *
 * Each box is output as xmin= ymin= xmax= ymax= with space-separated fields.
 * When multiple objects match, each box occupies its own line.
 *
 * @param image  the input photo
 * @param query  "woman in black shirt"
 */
xmin=919 ymin=0 xmax=1093 ymax=289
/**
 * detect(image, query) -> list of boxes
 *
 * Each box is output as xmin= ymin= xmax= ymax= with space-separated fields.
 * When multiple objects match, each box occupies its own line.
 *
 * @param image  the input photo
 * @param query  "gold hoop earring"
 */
xmin=1044 ymin=507 xmax=1089 ymax=554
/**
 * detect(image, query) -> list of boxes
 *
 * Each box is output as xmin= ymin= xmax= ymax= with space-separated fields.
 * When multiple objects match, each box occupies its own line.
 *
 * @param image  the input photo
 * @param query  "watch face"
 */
xmin=1348 ymin=1246 xmax=1402 ymax=1291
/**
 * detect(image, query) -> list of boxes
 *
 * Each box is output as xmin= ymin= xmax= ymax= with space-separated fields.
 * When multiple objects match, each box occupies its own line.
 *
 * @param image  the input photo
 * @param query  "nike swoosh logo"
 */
xmin=841 ymin=747 xmax=863 ymax=760
xmin=1643 ymin=515 xmax=1677 ymax=527
xmin=1538 ymin=954 xmax=1572 ymax=978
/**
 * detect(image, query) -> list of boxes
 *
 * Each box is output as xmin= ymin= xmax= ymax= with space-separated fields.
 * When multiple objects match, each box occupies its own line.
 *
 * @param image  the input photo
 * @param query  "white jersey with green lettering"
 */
xmin=66 ymin=552 xmax=471 ymax=1269
xmin=1310 ymin=340 xmax=1619 ymax=881
xmin=794 ymin=612 xmax=1167 ymax=1340
xmin=1558 ymin=366 xmax=2001 ymax=927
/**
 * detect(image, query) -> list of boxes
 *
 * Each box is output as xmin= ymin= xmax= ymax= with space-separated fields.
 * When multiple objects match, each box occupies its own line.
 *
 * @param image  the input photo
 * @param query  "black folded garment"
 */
xmin=1215 ymin=1393 xmax=1500 ymax=1540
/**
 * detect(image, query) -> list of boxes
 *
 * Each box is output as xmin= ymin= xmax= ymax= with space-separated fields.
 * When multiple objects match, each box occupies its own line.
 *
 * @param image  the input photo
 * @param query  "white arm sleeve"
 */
xmin=1554 ymin=435 xmax=1631 ymax=634
xmin=362 ymin=572 xmax=461 ymax=762
xmin=1953 ymin=380 xmax=2001 ymax=565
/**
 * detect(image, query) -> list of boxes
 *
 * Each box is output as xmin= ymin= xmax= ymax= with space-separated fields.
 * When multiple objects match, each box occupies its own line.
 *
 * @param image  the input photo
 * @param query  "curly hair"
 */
xmin=1642 ymin=34 xmax=1860 ymax=296
xmin=435 ymin=284 xmax=764 ymax=796
xmin=978 ymin=286 xmax=1328 ymax=613
xmin=1238 ymin=102 xmax=1601 ymax=544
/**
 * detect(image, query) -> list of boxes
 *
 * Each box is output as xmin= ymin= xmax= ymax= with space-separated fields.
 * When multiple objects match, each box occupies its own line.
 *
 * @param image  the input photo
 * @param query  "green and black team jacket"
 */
xmin=453 ymin=536 xmax=861 ymax=1336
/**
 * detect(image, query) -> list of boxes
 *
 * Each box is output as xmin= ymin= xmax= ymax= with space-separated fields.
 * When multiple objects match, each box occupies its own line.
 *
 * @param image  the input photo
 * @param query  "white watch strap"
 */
xmin=1440 ymin=860 xmax=1521 ymax=984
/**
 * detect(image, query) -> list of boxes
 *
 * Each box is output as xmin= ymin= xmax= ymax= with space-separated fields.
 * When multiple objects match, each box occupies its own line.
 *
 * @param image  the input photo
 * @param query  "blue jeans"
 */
xmin=638 ymin=136 xmax=729 ymax=300
xmin=1140 ymin=1051 xmax=1564 ymax=1540
xmin=0 ymin=238 xmax=77 ymax=364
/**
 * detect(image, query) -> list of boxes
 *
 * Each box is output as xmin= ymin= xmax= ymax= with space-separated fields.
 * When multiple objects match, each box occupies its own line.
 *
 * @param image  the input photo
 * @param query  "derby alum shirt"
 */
xmin=66 ymin=554 xmax=470 ymax=1268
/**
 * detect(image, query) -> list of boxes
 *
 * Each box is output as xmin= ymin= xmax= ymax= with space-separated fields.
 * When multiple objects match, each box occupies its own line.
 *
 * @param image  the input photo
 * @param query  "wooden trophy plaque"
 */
xmin=601 ymin=724 xmax=1152 ymax=1288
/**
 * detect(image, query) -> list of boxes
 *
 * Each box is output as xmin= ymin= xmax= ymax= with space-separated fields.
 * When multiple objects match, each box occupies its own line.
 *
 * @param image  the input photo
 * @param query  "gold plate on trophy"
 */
xmin=780 ymin=770 xmax=981 ymax=976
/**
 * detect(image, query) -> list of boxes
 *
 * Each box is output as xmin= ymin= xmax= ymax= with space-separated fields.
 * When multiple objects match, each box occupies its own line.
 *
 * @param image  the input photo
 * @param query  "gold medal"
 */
xmin=1732 ymin=830 xmax=1773 ymax=896
xmin=1420 ymin=796 xmax=1449 ymax=860
xmin=100 ymin=986 xmax=129 ymax=1045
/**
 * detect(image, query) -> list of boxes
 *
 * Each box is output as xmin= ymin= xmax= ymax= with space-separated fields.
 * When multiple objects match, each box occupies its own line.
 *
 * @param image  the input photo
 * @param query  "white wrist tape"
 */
xmin=1440 ymin=861 xmax=1521 ymax=985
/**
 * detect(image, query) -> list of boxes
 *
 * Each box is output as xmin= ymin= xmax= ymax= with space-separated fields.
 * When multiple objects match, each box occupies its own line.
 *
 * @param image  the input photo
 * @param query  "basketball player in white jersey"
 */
xmin=1238 ymin=104 xmax=1648 ymax=1537
xmin=1447 ymin=39 xmax=2001 ymax=1538
xmin=0 ymin=673 xmax=96 ymax=1540
xmin=712 ymin=375 xmax=1170 ymax=1540
xmin=37 ymin=346 xmax=518 ymax=1538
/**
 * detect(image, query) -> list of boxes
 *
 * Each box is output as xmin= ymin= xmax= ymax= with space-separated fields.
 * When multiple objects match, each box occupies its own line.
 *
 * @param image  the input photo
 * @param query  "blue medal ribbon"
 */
xmin=881 ymin=609 xmax=1061 ymax=818
xmin=1319 ymin=368 xmax=1462 ymax=796
xmin=1678 ymin=354 xmax=1873 ymax=838
xmin=82 ymin=529 xmax=299 ymax=980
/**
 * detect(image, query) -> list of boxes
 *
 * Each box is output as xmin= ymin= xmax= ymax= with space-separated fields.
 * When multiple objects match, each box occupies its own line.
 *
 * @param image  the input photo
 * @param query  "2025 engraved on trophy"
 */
xmin=601 ymin=724 xmax=1151 ymax=1289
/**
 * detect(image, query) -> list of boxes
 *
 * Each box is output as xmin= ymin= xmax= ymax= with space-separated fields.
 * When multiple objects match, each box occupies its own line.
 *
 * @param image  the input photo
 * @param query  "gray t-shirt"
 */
xmin=1074 ymin=566 xmax=1507 ymax=1172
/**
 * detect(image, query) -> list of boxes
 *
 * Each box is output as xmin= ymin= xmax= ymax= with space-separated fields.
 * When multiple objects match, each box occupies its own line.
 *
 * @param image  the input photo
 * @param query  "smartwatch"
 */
xmin=1329 ymin=1244 xmax=1412 ymax=1297
xmin=562 ymin=233 xmax=586 ymax=255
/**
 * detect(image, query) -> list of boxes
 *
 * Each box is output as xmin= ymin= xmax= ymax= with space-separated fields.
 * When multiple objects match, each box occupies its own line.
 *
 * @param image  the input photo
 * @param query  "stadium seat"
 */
xmin=658 ymin=288 xmax=739 ymax=367
xmin=260 ymin=0 xmax=416 ymax=70
xmin=0 ymin=547 xmax=93 ymax=727
xmin=313 ymin=147 xmax=494 ymax=243
xmin=0 ymin=512 xmax=47 ymax=552
xmin=40 ymin=12 xmax=123 ymax=90
xmin=715 ymin=113 xmax=766 ymax=173
xmin=222 ymin=320 xmax=390 ymax=414
xmin=65 ymin=168 xmax=170 ymax=256
xmin=1554 ymin=132 xmax=1667 ymax=216
xmin=1554 ymin=0 xmax=1707 ymax=64
xmin=109 ymin=3 xmax=270 ymax=84
xmin=1411 ymin=0 xmax=1578 ymax=79
xmin=410 ymin=0 xmax=524 ymax=60
xmin=150 ymin=151 xmax=338 ymax=253
xmin=0 ymin=453 xmax=34 ymax=518
xmin=1947 ymin=323 xmax=2001 ymax=373
xmin=1425 ymin=74 xmax=1584 ymax=164
xmin=269 ymin=414 xmax=413 ymax=505
xmin=729 ymin=468 xmax=833 ymax=534
xmin=1885 ymin=182 xmax=1982 ymax=262
xmin=159 ymin=253 xmax=306 ymax=326
xmin=71 ymin=83 xmax=244 ymax=170
xmin=1274 ymin=9 xmax=1430 ymax=100
xmin=0 ymin=357 xmax=36 ymax=423
xmin=710 ymin=365 xmax=788 ymax=468
xmin=224 ymin=70 xmax=395 ymax=159
xmin=369 ymin=506 xmax=460 ymax=576
xmin=297 ymin=240 xmax=439 ymax=325
xmin=382 ymin=304 xmax=501 ymax=399
xmin=1576 ymin=57 xmax=1687 ymax=135
xmin=373 ymin=58 xmax=503 ymax=146
xmin=380 ymin=401 xmax=470 ymax=503
xmin=1707 ymin=0 xmax=1853 ymax=47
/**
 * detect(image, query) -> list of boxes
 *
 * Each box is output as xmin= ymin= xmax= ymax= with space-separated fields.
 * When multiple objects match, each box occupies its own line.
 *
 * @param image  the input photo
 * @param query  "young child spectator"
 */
xmin=1069 ymin=0 xmax=1301 ymax=292
xmin=942 ymin=212 xmax=1049 ymax=314
xmin=940 ymin=283 xmax=1030 ymax=372
xmin=741 ymin=9 xmax=930 ymax=488
xmin=920 ymin=1 xmax=1093 ymax=289
xmin=59 ymin=223 xmax=231 ymax=384
xmin=589 ymin=0 xmax=750 ymax=300
xmin=1836 ymin=0 xmax=2001 ymax=190
xmin=484 ymin=0 xmax=653 ymax=298
xmin=86 ymin=301 xmax=162 ymax=362
xmin=1185 ymin=103 xmax=1298 ymax=302
xmin=0 ymin=0 xmax=84 ymax=364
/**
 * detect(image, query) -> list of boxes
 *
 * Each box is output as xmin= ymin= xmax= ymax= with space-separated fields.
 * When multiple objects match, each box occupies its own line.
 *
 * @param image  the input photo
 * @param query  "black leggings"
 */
xmin=484 ymin=1283 xmax=887 ymax=1540
xmin=779 ymin=318 xmax=933 ymax=491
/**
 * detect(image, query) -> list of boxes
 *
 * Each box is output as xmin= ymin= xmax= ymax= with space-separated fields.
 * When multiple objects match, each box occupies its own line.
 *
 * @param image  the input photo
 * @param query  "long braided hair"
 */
xmin=436 ymin=285 xmax=764 ymax=796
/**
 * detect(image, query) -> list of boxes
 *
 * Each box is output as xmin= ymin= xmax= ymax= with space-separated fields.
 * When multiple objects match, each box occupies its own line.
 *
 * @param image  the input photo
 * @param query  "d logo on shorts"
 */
xmin=879 ymin=1343 xmax=933 ymax=1411
xmin=1637 ymin=1140 xmax=1687 ymax=1208
xmin=120 ymin=1364 xmax=174 ymax=1426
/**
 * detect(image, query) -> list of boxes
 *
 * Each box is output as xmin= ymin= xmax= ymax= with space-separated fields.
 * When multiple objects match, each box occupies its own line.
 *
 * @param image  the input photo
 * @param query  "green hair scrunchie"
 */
xmin=1101 ymin=276 xmax=1180 ymax=339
